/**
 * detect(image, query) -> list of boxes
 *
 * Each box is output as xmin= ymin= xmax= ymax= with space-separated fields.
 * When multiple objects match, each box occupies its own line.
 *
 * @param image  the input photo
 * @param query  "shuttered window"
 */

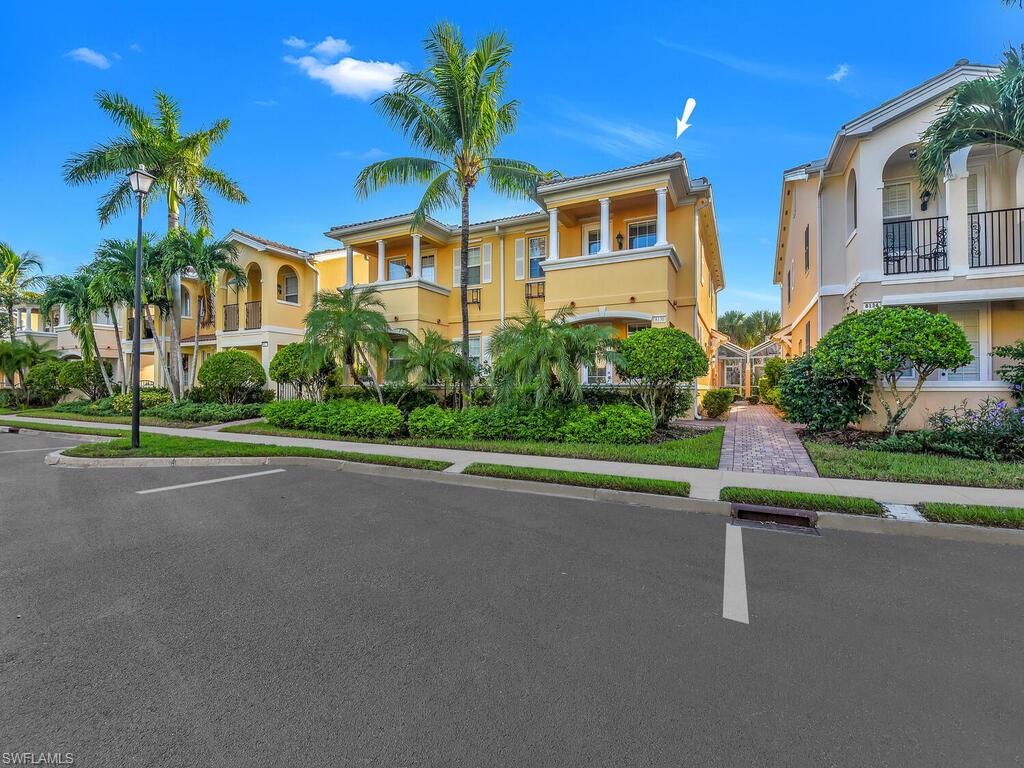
xmin=882 ymin=183 xmax=912 ymax=220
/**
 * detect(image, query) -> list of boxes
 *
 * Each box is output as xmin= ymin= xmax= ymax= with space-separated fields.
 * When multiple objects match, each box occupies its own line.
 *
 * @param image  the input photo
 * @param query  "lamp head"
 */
xmin=127 ymin=165 xmax=157 ymax=196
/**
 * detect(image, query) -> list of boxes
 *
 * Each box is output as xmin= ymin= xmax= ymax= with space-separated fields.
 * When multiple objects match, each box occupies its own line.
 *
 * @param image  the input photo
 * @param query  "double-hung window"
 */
xmin=883 ymin=183 xmax=913 ymax=252
xmin=528 ymin=236 xmax=546 ymax=279
xmin=583 ymin=226 xmax=601 ymax=255
xmin=628 ymin=220 xmax=657 ymax=249
xmin=466 ymin=247 xmax=482 ymax=286
xmin=421 ymin=254 xmax=436 ymax=282
xmin=467 ymin=336 xmax=482 ymax=371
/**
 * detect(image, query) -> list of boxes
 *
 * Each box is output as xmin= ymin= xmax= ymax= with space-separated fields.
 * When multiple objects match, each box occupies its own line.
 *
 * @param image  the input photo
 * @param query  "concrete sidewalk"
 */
xmin=4 ymin=413 xmax=1021 ymax=507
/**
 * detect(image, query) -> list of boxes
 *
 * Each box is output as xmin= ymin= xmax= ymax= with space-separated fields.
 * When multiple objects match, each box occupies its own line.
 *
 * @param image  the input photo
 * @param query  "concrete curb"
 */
xmin=817 ymin=510 xmax=1024 ymax=546
xmin=44 ymin=450 xmax=732 ymax=516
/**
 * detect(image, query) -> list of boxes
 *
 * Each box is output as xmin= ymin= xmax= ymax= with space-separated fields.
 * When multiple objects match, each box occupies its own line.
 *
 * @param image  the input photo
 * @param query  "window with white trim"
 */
xmin=967 ymin=174 xmax=980 ymax=215
xmin=846 ymin=171 xmax=858 ymax=236
xmin=421 ymin=254 xmax=436 ymax=282
xmin=582 ymin=225 xmax=600 ymax=255
xmin=584 ymin=358 xmax=611 ymax=385
xmin=467 ymin=247 xmax=481 ymax=286
xmin=883 ymin=183 xmax=912 ymax=221
xmin=937 ymin=308 xmax=980 ymax=382
xmin=277 ymin=266 xmax=299 ymax=304
xmin=626 ymin=323 xmax=648 ymax=336
xmin=388 ymin=256 xmax=409 ymax=281
xmin=628 ymin=220 xmax=657 ymax=249
xmin=467 ymin=336 xmax=482 ymax=371
xmin=528 ymin=236 xmax=546 ymax=279
xmin=181 ymin=288 xmax=192 ymax=318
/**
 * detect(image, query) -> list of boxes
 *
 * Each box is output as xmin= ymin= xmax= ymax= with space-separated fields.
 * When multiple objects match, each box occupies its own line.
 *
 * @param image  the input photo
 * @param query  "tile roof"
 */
xmin=537 ymin=152 xmax=683 ymax=188
xmin=230 ymin=229 xmax=305 ymax=255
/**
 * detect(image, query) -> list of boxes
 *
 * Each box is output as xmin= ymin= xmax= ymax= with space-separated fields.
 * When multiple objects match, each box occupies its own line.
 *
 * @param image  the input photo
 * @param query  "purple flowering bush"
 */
xmin=878 ymin=397 xmax=1024 ymax=461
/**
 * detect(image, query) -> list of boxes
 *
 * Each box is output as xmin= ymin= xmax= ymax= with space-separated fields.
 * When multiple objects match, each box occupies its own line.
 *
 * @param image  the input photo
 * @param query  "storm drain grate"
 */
xmin=731 ymin=503 xmax=818 ymax=533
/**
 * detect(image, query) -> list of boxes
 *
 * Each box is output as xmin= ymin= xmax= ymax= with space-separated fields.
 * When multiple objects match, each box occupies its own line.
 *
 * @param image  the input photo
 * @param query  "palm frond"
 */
xmin=354 ymin=157 xmax=451 ymax=198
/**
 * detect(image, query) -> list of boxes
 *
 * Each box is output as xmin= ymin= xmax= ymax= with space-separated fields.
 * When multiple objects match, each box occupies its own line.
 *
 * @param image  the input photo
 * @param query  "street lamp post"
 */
xmin=127 ymin=165 xmax=156 ymax=449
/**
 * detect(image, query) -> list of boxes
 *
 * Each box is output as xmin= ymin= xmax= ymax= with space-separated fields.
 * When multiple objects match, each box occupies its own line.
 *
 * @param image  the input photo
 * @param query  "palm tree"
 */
xmin=0 ymin=338 xmax=57 ymax=402
xmin=157 ymin=228 xmax=244 ymax=390
xmin=489 ymin=304 xmax=617 ymax=407
xmin=717 ymin=310 xmax=748 ymax=346
xmin=0 ymin=244 xmax=45 ymax=342
xmin=303 ymin=286 xmax=392 ymax=403
xmin=88 ymin=244 xmax=133 ymax=392
xmin=918 ymin=47 xmax=1024 ymax=193
xmin=386 ymin=328 xmax=471 ymax=388
xmin=63 ymin=90 xmax=248 ymax=398
xmin=745 ymin=310 xmax=782 ymax=347
xmin=355 ymin=23 xmax=557 ymax=399
xmin=40 ymin=270 xmax=116 ymax=396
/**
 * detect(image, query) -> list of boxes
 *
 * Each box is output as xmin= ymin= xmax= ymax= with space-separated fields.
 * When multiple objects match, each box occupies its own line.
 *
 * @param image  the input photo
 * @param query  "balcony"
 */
xmin=354 ymin=278 xmax=451 ymax=327
xmin=125 ymin=318 xmax=155 ymax=340
xmin=541 ymin=244 xmax=679 ymax=314
xmin=882 ymin=216 xmax=948 ymax=275
xmin=245 ymin=300 xmax=262 ymax=330
xmin=525 ymin=281 xmax=545 ymax=300
xmin=224 ymin=304 xmax=239 ymax=331
xmin=969 ymin=207 xmax=1024 ymax=268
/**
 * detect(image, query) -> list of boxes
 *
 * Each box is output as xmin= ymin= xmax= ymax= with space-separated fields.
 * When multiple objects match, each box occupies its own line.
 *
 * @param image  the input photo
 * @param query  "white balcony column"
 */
xmin=548 ymin=208 xmax=559 ymax=259
xmin=599 ymin=197 xmax=611 ymax=254
xmin=944 ymin=147 xmax=971 ymax=274
xmin=59 ymin=305 xmax=67 ymax=326
xmin=412 ymin=233 xmax=422 ymax=278
xmin=345 ymin=246 xmax=354 ymax=287
xmin=377 ymin=240 xmax=386 ymax=283
xmin=655 ymin=187 xmax=668 ymax=246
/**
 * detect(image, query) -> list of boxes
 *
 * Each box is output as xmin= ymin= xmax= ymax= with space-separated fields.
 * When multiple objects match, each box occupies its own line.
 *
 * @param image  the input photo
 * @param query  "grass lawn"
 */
xmin=918 ymin=502 xmax=1024 ymax=529
xmin=719 ymin=486 xmax=884 ymax=516
xmin=462 ymin=463 xmax=691 ymax=497
xmin=804 ymin=441 xmax=1024 ymax=490
xmin=16 ymin=408 xmax=198 ymax=429
xmin=223 ymin=422 xmax=725 ymax=469
xmin=0 ymin=418 xmax=126 ymax=437
xmin=63 ymin=433 xmax=451 ymax=471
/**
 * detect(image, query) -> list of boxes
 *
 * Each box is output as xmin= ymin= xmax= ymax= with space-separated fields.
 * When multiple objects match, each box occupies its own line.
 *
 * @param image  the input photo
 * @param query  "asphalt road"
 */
xmin=2 ymin=429 xmax=1023 ymax=767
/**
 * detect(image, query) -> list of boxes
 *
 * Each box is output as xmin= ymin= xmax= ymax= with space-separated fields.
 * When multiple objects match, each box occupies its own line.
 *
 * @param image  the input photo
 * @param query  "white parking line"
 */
xmin=0 ymin=446 xmax=73 ymax=454
xmin=723 ymin=523 xmax=749 ymax=624
xmin=136 ymin=468 xmax=286 ymax=495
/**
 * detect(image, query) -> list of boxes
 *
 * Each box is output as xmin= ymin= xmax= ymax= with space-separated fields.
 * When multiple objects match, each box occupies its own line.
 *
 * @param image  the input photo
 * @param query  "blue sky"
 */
xmin=1 ymin=1 xmax=1020 ymax=312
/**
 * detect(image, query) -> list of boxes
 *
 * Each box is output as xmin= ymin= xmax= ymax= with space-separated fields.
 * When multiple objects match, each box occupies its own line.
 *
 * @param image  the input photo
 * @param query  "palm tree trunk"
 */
xmin=166 ymin=184 xmax=183 ymax=400
xmin=459 ymin=185 xmax=471 ymax=410
xmin=356 ymin=345 xmax=384 ymax=404
xmin=89 ymin=325 xmax=115 ymax=397
xmin=6 ymin=303 xmax=14 ymax=342
xmin=144 ymin=307 xmax=177 ymax=402
xmin=109 ymin=306 xmax=127 ymax=394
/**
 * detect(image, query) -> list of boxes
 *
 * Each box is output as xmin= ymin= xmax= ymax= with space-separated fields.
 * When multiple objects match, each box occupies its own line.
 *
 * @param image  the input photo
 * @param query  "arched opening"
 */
xmin=846 ymin=169 xmax=858 ymax=237
xmin=277 ymin=265 xmax=299 ymax=304
xmin=245 ymin=263 xmax=262 ymax=303
xmin=181 ymin=286 xmax=192 ymax=318
xmin=881 ymin=143 xmax=947 ymax=275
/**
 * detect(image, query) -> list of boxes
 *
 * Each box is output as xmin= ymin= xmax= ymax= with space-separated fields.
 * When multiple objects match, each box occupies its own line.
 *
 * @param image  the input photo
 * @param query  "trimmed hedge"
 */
xmin=264 ymin=398 xmax=404 ymax=438
xmin=701 ymin=388 xmax=734 ymax=419
xmin=111 ymin=390 xmax=171 ymax=414
xmin=141 ymin=401 xmax=265 ymax=423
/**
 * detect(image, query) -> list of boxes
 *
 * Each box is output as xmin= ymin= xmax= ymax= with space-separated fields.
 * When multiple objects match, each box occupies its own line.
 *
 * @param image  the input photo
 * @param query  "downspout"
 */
xmin=304 ymin=253 xmax=320 ymax=296
xmin=692 ymin=197 xmax=713 ymax=419
xmin=816 ymin=169 xmax=825 ymax=346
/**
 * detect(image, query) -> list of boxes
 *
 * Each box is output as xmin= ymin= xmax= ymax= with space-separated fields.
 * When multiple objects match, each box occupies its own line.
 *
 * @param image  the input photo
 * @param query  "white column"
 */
xmin=377 ymin=240 xmax=386 ymax=282
xmin=345 ymin=246 xmax=354 ymax=287
xmin=412 ymin=234 xmax=422 ymax=279
xmin=261 ymin=342 xmax=272 ymax=386
xmin=599 ymin=197 xmax=611 ymax=254
xmin=548 ymin=208 xmax=559 ymax=259
xmin=945 ymin=147 xmax=971 ymax=275
xmin=656 ymin=187 xmax=668 ymax=246
xmin=59 ymin=305 xmax=67 ymax=326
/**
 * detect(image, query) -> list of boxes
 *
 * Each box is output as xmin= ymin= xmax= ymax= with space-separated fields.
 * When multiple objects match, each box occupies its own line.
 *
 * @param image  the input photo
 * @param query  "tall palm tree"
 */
xmin=717 ymin=310 xmax=748 ymax=346
xmin=88 ymin=243 xmax=133 ymax=392
xmin=63 ymin=90 xmax=248 ymax=398
xmin=40 ymin=270 xmax=115 ymax=396
xmin=745 ymin=310 xmax=782 ymax=347
xmin=303 ymin=286 xmax=392 ymax=403
xmin=355 ymin=23 xmax=557 ymax=399
xmin=918 ymin=47 xmax=1024 ymax=193
xmin=386 ymin=328 xmax=470 ymax=387
xmin=489 ymin=304 xmax=617 ymax=407
xmin=0 ymin=244 xmax=45 ymax=342
xmin=159 ymin=228 xmax=245 ymax=389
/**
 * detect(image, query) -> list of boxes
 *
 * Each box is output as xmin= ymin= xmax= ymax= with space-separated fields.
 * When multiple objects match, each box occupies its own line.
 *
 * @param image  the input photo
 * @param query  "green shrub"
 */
xmin=264 ymin=398 xmax=402 ymax=438
xmin=269 ymin=343 xmax=336 ymax=400
xmin=577 ymin=385 xmax=634 ymax=408
xmin=142 ymin=401 xmax=264 ymax=423
xmin=701 ymin=388 xmax=734 ymax=419
xmin=748 ymin=393 xmax=760 ymax=405
xmin=197 ymin=350 xmax=268 ymax=404
xmin=57 ymin=360 xmax=113 ymax=401
xmin=264 ymin=399 xmax=317 ymax=427
xmin=407 ymin=404 xmax=463 ymax=439
xmin=762 ymin=357 xmax=786 ymax=389
xmin=24 ymin=360 xmax=69 ymax=406
xmin=758 ymin=375 xmax=779 ymax=407
xmin=559 ymin=404 xmax=654 ymax=444
xmin=993 ymin=339 xmax=1024 ymax=403
xmin=111 ymin=390 xmax=172 ymax=414
xmin=616 ymin=328 xmax=708 ymax=427
xmin=777 ymin=353 xmax=870 ymax=432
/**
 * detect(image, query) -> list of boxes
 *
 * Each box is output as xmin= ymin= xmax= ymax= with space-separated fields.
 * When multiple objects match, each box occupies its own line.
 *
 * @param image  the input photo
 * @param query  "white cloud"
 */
xmin=65 ymin=47 xmax=110 ymax=69
xmin=656 ymin=39 xmax=809 ymax=83
xmin=545 ymin=101 xmax=678 ymax=160
xmin=129 ymin=43 xmax=143 ymax=53
xmin=827 ymin=63 xmax=851 ymax=82
xmin=283 ymin=36 xmax=308 ymax=49
xmin=311 ymin=36 xmax=352 ymax=59
xmin=286 ymin=54 xmax=403 ymax=99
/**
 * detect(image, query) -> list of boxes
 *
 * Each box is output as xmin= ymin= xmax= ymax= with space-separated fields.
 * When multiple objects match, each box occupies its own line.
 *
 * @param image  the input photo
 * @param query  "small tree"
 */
xmin=993 ymin=339 xmax=1024 ymax=402
xmin=813 ymin=307 xmax=973 ymax=435
xmin=58 ymin=359 xmax=113 ymax=401
xmin=270 ymin=342 xmax=336 ymax=402
xmin=777 ymin=353 xmax=871 ymax=432
xmin=616 ymin=328 xmax=708 ymax=428
xmin=25 ymin=360 xmax=69 ymax=406
xmin=196 ymin=349 xmax=267 ymax=404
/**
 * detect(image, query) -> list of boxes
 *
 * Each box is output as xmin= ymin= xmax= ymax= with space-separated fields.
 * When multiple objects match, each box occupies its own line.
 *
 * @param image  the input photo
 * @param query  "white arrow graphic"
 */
xmin=676 ymin=97 xmax=697 ymax=138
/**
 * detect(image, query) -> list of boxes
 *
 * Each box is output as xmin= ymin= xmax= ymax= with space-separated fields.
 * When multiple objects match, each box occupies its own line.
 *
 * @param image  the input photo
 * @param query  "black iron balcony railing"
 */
xmin=525 ymin=281 xmax=545 ymax=300
xmin=466 ymin=288 xmax=481 ymax=306
xmin=125 ymin=318 xmax=154 ymax=340
xmin=969 ymin=207 xmax=1024 ymax=268
xmin=883 ymin=216 xmax=949 ymax=275
xmin=244 ymin=300 xmax=262 ymax=330
xmin=223 ymin=304 xmax=239 ymax=332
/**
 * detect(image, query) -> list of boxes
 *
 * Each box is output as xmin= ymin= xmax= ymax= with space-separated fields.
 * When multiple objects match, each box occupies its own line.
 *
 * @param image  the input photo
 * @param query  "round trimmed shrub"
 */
xmin=58 ymin=359 xmax=113 ymax=401
xmin=111 ymin=390 xmax=172 ymax=414
xmin=24 ymin=360 xmax=69 ymax=406
xmin=617 ymin=328 xmax=708 ymax=427
xmin=700 ymin=388 xmax=734 ymax=419
xmin=197 ymin=350 xmax=268 ymax=404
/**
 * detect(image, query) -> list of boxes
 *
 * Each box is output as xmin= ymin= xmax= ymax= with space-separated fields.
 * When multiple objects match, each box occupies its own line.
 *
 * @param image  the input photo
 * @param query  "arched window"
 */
xmin=181 ymin=287 xmax=192 ymax=318
xmin=846 ymin=170 xmax=858 ymax=237
xmin=277 ymin=265 xmax=299 ymax=304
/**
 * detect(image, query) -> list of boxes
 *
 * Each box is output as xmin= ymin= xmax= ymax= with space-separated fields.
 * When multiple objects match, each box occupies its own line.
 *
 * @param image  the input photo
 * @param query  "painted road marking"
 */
xmin=0 ymin=446 xmax=74 ymax=454
xmin=136 ymin=468 xmax=286 ymax=495
xmin=723 ymin=523 xmax=749 ymax=624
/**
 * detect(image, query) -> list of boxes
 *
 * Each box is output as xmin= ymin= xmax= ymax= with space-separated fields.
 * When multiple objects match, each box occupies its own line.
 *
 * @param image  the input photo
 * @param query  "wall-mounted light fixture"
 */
xmin=615 ymin=232 xmax=624 ymax=250
xmin=920 ymin=189 xmax=932 ymax=211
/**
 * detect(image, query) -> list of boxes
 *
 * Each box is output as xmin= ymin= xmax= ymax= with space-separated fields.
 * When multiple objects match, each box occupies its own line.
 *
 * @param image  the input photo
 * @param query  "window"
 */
xmin=967 ymin=174 xmax=980 ymax=214
xmin=883 ymin=183 xmax=912 ymax=221
xmin=277 ymin=266 xmax=299 ymax=304
xmin=938 ymin=308 xmax=980 ymax=382
xmin=181 ymin=288 xmax=192 ymax=318
xmin=787 ymin=269 xmax=792 ymax=305
xmin=803 ymin=225 xmax=810 ymax=272
xmin=846 ymin=170 xmax=858 ymax=236
xmin=466 ymin=247 xmax=482 ymax=286
xmin=467 ymin=336 xmax=482 ymax=371
xmin=421 ymin=254 xmax=436 ymax=282
xmin=388 ymin=256 xmax=409 ymax=281
xmin=626 ymin=323 xmax=648 ymax=336
xmin=387 ymin=346 xmax=403 ymax=376
xmin=804 ymin=320 xmax=811 ymax=351
xmin=528 ymin=236 xmax=546 ymax=279
xmin=584 ymin=359 xmax=610 ymax=385
xmin=628 ymin=220 xmax=657 ymax=249
xmin=582 ymin=225 xmax=601 ymax=255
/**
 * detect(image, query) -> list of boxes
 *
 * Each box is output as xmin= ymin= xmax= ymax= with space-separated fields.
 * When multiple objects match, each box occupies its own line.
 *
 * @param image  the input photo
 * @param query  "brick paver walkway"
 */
xmin=719 ymin=404 xmax=818 ymax=477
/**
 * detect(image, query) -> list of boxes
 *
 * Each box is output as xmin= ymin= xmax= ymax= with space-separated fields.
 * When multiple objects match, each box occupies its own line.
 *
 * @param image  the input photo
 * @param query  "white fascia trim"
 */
xmin=225 ymin=232 xmax=308 ymax=261
xmin=217 ymin=325 xmax=306 ymax=339
xmin=880 ymin=273 xmax=954 ymax=286
xmin=539 ymin=245 xmax=680 ymax=272
xmin=356 ymin=277 xmax=451 ymax=297
xmin=564 ymin=310 xmax=654 ymax=325
xmin=536 ymin=158 xmax=683 ymax=195
xmin=965 ymin=265 xmax=1024 ymax=280
xmin=882 ymin=286 xmax=1024 ymax=305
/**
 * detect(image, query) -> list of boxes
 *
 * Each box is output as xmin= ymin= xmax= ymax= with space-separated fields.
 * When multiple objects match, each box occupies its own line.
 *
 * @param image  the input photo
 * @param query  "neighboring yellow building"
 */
xmin=773 ymin=59 xmax=1024 ymax=429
